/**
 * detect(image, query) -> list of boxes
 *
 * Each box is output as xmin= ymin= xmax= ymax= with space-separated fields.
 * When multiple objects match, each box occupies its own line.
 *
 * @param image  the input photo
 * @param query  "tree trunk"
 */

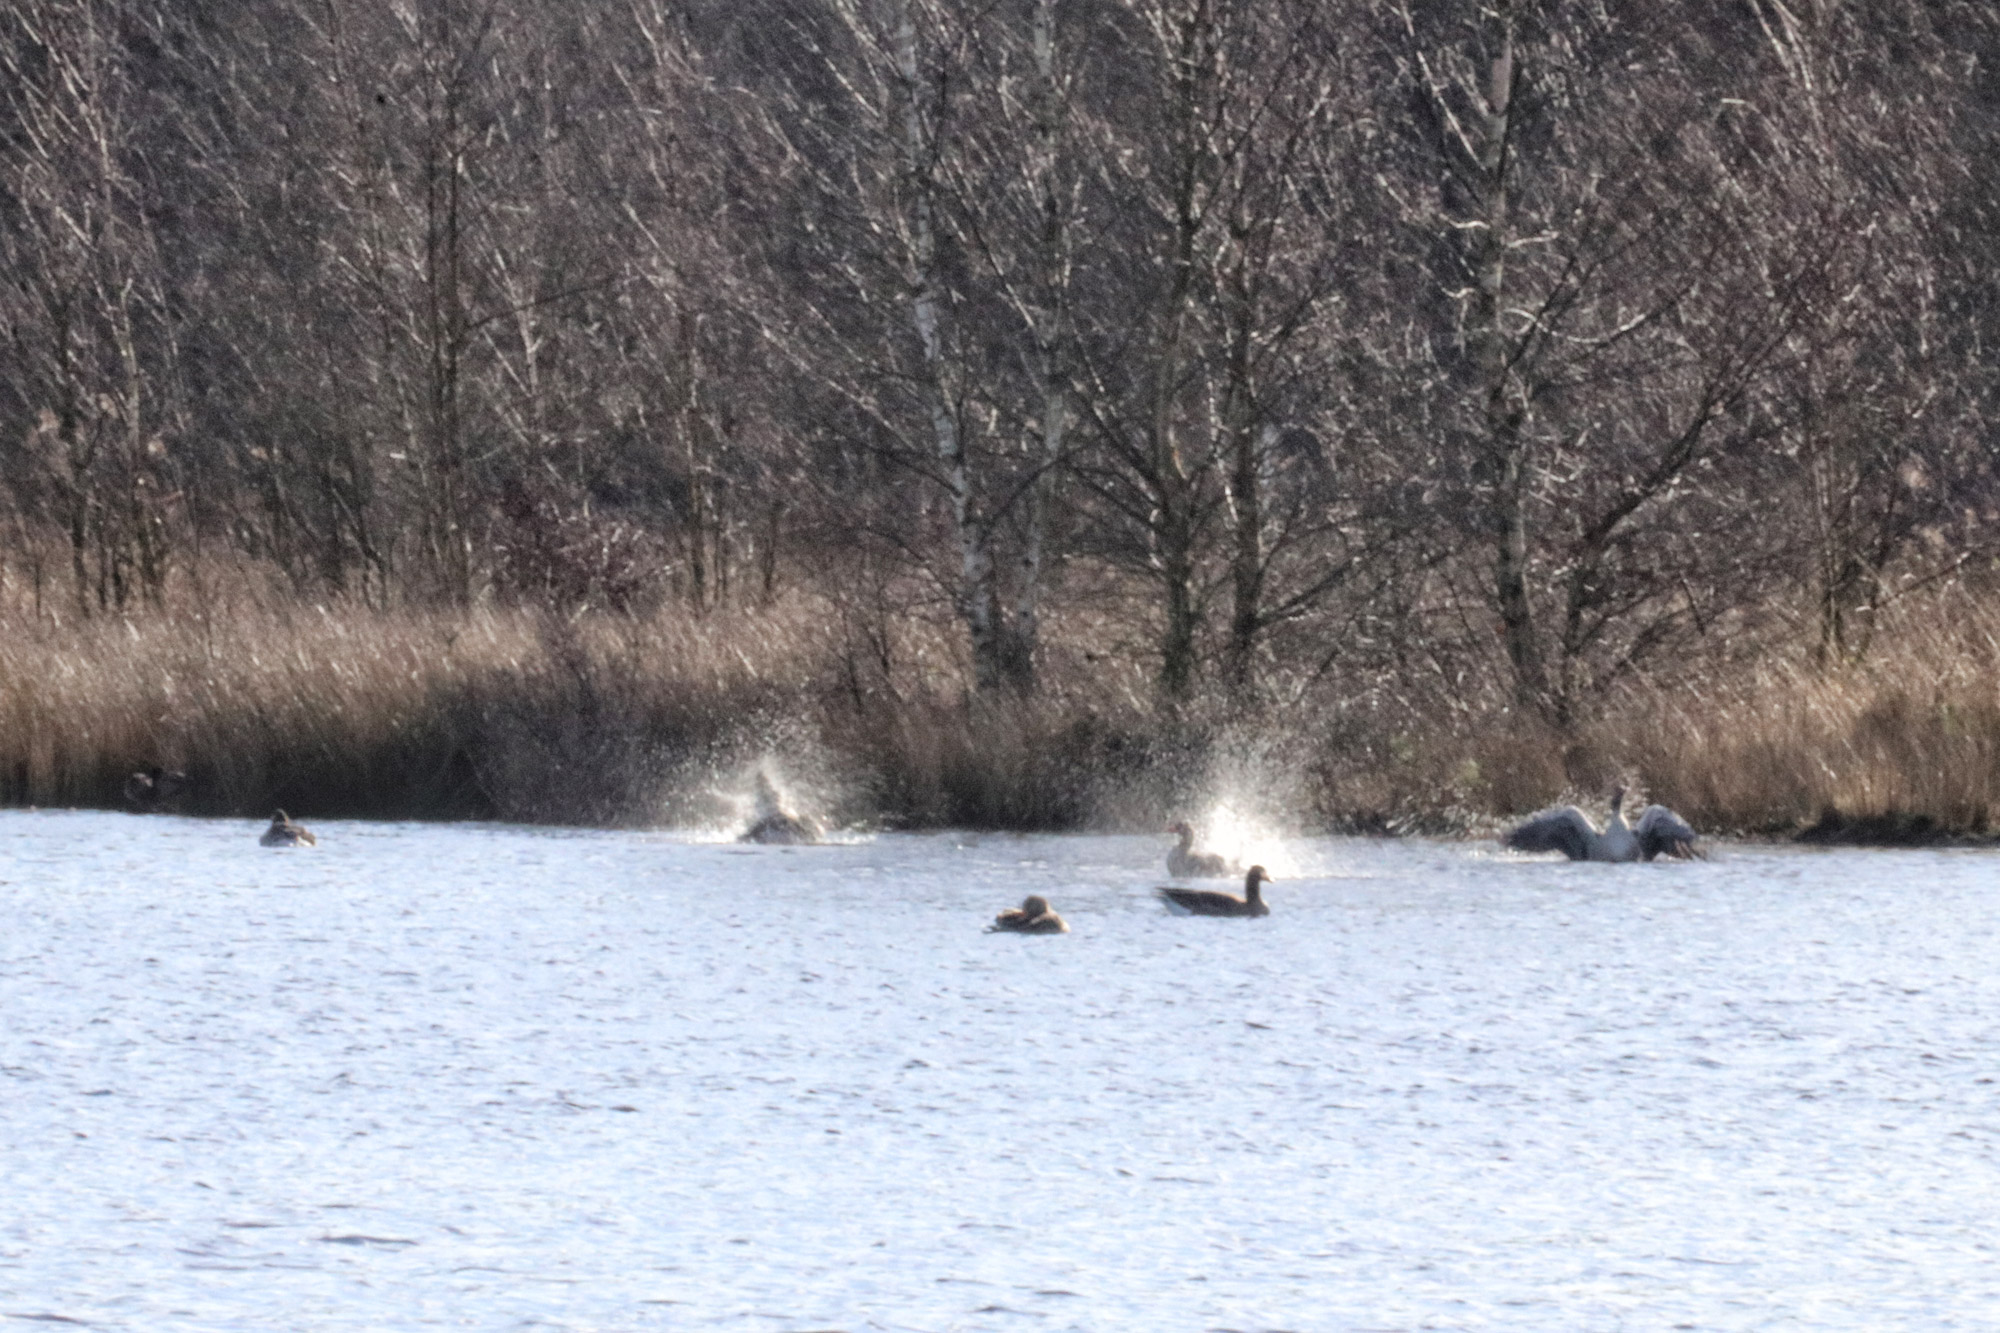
xmin=1462 ymin=7 xmax=1555 ymax=721
xmin=1002 ymin=0 xmax=1073 ymax=694
xmin=889 ymin=0 xmax=1008 ymax=691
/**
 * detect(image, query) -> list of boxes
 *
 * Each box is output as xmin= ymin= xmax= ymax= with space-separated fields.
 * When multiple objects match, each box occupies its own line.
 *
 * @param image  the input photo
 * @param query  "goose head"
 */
xmin=1020 ymin=895 xmax=1051 ymax=917
xmin=1244 ymin=865 xmax=1271 ymax=900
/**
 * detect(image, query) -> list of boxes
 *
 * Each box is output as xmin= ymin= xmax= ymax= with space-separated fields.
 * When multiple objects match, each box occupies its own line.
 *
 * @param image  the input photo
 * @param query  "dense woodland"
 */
xmin=3 ymin=0 xmax=1999 ymax=829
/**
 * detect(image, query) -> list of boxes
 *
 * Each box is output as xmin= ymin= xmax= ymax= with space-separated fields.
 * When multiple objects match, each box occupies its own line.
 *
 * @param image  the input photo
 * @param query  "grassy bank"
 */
xmin=5 ymin=580 xmax=2000 ymax=840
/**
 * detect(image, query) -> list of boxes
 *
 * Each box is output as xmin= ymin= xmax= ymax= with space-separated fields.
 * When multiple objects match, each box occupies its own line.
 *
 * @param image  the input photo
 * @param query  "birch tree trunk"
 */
xmin=1459 ymin=7 xmax=1554 ymax=721
xmin=884 ymin=0 xmax=1010 ymax=691
xmin=999 ymin=0 xmax=1073 ymax=692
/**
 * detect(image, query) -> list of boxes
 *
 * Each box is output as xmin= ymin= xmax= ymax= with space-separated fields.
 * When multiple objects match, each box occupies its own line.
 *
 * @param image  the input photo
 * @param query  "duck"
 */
xmin=1158 ymin=865 xmax=1271 ymax=917
xmin=738 ymin=771 xmax=820 ymax=845
xmin=1165 ymin=820 xmax=1232 ymax=878
xmin=1503 ymin=785 xmax=1698 ymax=862
xmin=988 ymin=894 xmax=1069 ymax=934
xmin=260 ymin=809 xmax=317 ymax=847
xmin=123 ymin=766 xmax=188 ymax=813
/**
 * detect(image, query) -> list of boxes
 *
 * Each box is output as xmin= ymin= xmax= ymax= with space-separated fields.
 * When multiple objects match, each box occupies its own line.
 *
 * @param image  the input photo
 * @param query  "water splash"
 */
xmin=1193 ymin=801 xmax=1301 ymax=877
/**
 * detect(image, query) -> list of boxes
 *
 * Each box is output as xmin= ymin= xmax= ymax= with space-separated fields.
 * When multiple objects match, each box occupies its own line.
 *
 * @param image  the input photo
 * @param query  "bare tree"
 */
xmin=1388 ymin=0 xmax=1859 ymax=725
xmin=0 ymin=0 xmax=185 ymax=613
xmin=1739 ymin=0 xmax=1991 ymax=664
xmin=606 ymin=0 xmax=785 ymax=614
xmin=743 ymin=0 xmax=1085 ymax=692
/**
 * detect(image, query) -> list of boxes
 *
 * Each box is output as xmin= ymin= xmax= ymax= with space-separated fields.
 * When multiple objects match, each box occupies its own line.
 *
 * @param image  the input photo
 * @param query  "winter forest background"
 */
xmin=2 ymin=0 xmax=1998 ymax=833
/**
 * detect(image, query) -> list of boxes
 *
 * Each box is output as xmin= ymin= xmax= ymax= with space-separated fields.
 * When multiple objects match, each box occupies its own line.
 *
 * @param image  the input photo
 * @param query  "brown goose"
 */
xmin=988 ymin=894 xmax=1069 ymax=934
xmin=1158 ymin=865 xmax=1270 ymax=917
xmin=260 ymin=809 xmax=317 ymax=847
xmin=1165 ymin=820 xmax=1232 ymax=878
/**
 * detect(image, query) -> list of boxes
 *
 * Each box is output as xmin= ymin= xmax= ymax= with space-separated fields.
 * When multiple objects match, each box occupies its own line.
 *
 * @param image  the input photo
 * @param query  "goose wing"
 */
xmin=1157 ymin=884 xmax=1266 ymax=917
xmin=1503 ymin=806 xmax=1597 ymax=860
xmin=1185 ymin=850 xmax=1232 ymax=878
xmin=1158 ymin=886 xmax=1234 ymax=915
xmin=1635 ymin=804 xmax=1698 ymax=860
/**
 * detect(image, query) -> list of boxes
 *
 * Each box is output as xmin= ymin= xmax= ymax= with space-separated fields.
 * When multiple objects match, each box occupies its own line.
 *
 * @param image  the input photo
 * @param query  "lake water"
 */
xmin=2 ymin=810 xmax=1998 ymax=1330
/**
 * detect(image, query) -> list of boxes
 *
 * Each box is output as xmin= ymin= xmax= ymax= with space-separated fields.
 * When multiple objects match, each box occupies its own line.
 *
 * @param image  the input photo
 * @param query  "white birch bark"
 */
xmin=887 ymin=0 xmax=1005 ymax=689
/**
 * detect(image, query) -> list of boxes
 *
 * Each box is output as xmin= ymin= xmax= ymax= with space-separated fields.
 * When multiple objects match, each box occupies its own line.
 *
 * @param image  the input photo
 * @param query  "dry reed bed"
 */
xmin=0 ymin=602 xmax=832 ymax=823
xmin=5 ymin=587 xmax=2000 ymax=836
xmin=1619 ymin=617 xmax=2000 ymax=837
xmin=1257 ymin=594 xmax=2000 ymax=841
xmin=1510 ymin=600 xmax=2000 ymax=839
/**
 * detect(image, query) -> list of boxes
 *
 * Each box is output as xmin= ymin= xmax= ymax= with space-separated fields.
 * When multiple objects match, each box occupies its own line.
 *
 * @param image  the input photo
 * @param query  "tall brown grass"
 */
xmin=0 ymin=593 xmax=824 ymax=823
xmin=0 ymin=570 xmax=1181 ymax=827
xmin=1302 ymin=588 xmax=2000 ymax=841
xmin=1604 ymin=599 xmax=2000 ymax=838
xmin=6 ymin=566 xmax=2000 ymax=838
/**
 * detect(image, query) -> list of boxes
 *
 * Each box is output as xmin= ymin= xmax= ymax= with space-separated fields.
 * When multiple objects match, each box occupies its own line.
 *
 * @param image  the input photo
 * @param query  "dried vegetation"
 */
xmin=10 ymin=569 xmax=2000 ymax=840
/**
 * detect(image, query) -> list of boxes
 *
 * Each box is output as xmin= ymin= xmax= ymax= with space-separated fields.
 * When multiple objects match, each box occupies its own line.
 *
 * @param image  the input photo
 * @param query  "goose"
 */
xmin=123 ymin=766 xmax=188 ymax=813
xmin=1165 ymin=820 xmax=1232 ymax=878
xmin=1159 ymin=865 xmax=1271 ymax=917
xmin=260 ymin=809 xmax=317 ymax=847
xmin=988 ymin=894 xmax=1069 ymax=934
xmin=739 ymin=771 xmax=820 ymax=845
xmin=1503 ymin=786 xmax=1697 ymax=862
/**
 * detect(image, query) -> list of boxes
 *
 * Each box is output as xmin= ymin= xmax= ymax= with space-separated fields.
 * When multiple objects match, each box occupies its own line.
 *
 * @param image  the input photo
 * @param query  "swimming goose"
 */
xmin=1504 ymin=786 xmax=1697 ymax=862
xmin=1159 ymin=865 xmax=1271 ymax=917
xmin=739 ymin=771 xmax=820 ymax=845
xmin=260 ymin=809 xmax=317 ymax=847
xmin=988 ymin=894 xmax=1069 ymax=934
xmin=1165 ymin=820 xmax=1232 ymax=878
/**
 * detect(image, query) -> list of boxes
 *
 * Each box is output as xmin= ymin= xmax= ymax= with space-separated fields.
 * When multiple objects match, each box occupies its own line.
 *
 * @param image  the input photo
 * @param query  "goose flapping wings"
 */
xmin=1504 ymin=787 xmax=1698 ymax=862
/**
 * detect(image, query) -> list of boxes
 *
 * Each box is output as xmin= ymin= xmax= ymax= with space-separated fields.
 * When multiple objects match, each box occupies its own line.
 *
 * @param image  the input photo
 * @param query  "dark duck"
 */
xmin=123 ymin=766 xmax=188 ymax=813
xmin=260 ymin=810 xmax=317 ymax=847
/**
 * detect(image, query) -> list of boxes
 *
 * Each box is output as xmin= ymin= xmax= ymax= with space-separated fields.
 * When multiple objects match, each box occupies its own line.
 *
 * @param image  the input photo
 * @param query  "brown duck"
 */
xmin=1158 ymin=865 xmax=1270 ymax=917
xmin=988 ymin=894 xmax=1069 ymax=934
xmin=1165 ymin=820 xmax=1232 ymax=878
xmin=260 ymin=809 xmax=317 ymax=847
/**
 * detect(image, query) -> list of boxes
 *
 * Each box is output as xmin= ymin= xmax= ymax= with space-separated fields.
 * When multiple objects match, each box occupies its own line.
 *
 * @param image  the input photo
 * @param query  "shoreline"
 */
xmin=11 ymin=800 xmax=1992 ymax=851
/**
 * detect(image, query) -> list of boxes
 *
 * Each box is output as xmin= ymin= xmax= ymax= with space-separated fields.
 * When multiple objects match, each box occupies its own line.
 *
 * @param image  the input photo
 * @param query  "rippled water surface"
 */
xmin=4 ymin=810 xmax=2000 ymax=1330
